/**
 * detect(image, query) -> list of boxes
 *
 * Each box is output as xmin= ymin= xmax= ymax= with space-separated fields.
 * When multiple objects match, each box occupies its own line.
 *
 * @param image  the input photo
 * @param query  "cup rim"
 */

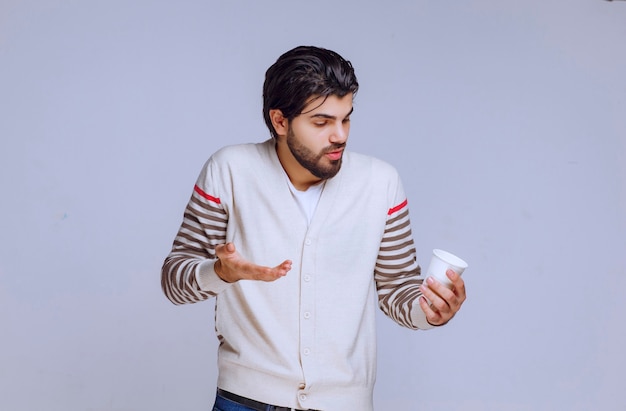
xmin=433 ymin=249 xmax=468 ymax=269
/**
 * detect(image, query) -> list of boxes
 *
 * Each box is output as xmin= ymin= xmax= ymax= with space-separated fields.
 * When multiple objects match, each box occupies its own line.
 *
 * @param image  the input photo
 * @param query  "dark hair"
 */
xmin=263 ymin=46 xmax=359 ymax=139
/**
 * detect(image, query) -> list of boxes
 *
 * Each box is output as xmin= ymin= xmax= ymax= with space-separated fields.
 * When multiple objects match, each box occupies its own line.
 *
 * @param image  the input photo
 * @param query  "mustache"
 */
xmin=323 ymin=143 xmax=346 ymax=153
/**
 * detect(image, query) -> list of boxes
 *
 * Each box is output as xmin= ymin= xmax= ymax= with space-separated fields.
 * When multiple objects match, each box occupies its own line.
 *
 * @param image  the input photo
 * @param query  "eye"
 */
xmin=314 ymin=121 xmax=328 ymax=127
xmin=342 ymin=118 xmax=351 ymax=124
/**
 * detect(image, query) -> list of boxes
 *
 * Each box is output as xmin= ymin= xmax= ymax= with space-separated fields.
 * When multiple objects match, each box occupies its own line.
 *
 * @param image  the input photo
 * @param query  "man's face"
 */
xmin=286 ymin=94 xmax=353 ymax=180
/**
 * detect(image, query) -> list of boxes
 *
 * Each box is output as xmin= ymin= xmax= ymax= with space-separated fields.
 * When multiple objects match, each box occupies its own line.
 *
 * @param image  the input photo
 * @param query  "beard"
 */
xmin=286 ymin=127 xmax=345 ymax=180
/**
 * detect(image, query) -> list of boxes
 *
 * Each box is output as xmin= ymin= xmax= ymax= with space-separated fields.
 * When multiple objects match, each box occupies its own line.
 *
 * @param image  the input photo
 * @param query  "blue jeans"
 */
xmin=212 ymin=391 xmax=267 ymax=411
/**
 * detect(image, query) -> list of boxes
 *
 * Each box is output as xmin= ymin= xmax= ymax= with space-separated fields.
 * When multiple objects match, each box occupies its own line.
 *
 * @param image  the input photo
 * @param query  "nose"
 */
xmin=329 ymin=122 xmax=349 ymax=144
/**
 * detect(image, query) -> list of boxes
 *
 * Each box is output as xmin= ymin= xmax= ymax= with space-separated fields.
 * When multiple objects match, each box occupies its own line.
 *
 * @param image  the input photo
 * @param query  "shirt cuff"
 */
xmin=195 ymin=259 xmax=232 ymax=294
xmin=410 ymin=300 xmax=437 ymax=330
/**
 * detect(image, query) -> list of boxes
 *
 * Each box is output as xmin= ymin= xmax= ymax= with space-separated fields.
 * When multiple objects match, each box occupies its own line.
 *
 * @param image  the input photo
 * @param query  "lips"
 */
xmin=325 ymin=149 xmax=343 ymax=161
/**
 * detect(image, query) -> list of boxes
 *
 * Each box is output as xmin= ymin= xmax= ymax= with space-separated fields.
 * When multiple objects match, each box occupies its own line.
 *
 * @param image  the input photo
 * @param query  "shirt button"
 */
xmin=299 ymin=383 xmax=306 ymax=389
xmin=303 ymin=348 xmax=310 ymax=355
xmin=299 ymin=394 xmax=307 ymax=401
xmin=304 ymin=275 xmax=311 ymax=282
xmin=305 ymin=238 xmax=312 ymax=245
xmin=304 ymin=312 xmax=311 ymax=319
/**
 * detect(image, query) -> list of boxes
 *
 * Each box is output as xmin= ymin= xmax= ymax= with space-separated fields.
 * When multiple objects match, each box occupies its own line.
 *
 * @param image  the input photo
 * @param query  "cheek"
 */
xmin=300 ymin=128 xmax=328 ymax=148
xmin=293 ymin=123 xmax=335 ymax=150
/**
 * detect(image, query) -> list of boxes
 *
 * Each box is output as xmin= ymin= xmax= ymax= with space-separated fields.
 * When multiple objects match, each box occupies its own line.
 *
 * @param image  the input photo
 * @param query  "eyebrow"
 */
xmin=309 ymin=107 xmax=354 ymax=120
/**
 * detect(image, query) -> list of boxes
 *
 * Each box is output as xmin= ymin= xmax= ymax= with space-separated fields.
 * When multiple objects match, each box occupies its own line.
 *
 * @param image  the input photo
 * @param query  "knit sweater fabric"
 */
xmin=162 ymin=139 xmax=433 ymax=411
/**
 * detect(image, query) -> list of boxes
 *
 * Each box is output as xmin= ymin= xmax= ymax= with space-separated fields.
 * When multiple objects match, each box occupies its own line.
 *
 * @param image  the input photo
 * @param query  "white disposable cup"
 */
xmin=426 ymin=249 xmax=468 ymax=288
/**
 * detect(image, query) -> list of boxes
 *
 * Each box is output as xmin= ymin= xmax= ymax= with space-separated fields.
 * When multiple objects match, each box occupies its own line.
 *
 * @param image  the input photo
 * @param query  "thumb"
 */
xmin=224 ymin=242 xmax=236 ymax=254
xmin=215 ymin=242 xmax=236 ymax=258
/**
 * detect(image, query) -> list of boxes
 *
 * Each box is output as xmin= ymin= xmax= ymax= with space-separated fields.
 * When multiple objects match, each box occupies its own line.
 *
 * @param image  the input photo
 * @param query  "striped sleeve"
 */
xmin=161 ymin=183 xmax=228 ymax=305
xmin=374 ymin=199 xmax=431 ymax=330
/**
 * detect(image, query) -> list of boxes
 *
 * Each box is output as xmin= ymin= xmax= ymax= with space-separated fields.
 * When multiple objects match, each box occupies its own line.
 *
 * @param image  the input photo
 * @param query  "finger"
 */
xmin=250 ymin=259 xmax=293 ymax=282
xmin=446 ymin=269 xmax=459 ymax=282
xmin=418 ymin=296 xmax=444 ymax=326
xmin=423 ymin=277 xmax=454 ymax=304
xmin=268 ymin=260 xmax=292 ymax=279
xmin=419 ymin=284 xmax=446 ymax=319
xmin=215 ymin=242 xmax=236 ymax=260
xmin=447 ymin=271 xmax=467 ymax=302
xmin=276 ymin=259 xmax=292 ymax=273
xmin=423 ymin=278 xmax=459 ymax=314
xmin=431 ymin=277 xmax=466 ymax=319
xmin=214 ymin=243 xmax=227 ymax=258
xmin=419 ymin=281 xmax=439 ymax=306
xmin=218 ymin=242 xmax=235 ymax=256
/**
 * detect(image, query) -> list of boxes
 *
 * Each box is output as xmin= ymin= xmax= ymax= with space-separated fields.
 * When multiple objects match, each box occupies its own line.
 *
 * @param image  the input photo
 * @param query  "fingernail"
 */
xmin=427 ymin=276 xmax=435 ymax=285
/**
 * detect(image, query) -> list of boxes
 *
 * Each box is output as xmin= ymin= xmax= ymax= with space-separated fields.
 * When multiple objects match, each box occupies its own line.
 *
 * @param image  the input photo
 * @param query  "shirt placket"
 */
xmin=298 ymin=235 xmax=316 ymax=409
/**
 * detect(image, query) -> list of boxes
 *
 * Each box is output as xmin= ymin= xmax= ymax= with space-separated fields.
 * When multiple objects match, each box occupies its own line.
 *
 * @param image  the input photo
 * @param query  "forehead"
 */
xmin=300 ymin=93 xmax=354 ymax=117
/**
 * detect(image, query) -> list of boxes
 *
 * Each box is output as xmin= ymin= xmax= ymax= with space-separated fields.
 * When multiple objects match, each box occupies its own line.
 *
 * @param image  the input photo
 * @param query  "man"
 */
xmin=162 ymin=45 xmax=466 ymax=411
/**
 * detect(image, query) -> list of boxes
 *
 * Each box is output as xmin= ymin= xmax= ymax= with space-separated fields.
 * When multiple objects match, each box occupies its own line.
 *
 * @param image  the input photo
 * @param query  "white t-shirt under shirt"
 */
xmin=285 ymin=178 xmax=325 ymax=225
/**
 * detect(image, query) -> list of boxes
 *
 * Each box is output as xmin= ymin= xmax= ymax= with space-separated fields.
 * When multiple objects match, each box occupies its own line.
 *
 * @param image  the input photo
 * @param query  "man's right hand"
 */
xmin=214 ymin=242 xmax=292 ymax=283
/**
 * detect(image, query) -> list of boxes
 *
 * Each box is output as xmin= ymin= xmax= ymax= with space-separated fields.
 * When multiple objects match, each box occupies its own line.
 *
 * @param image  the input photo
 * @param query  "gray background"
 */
xmin=1 ymin=1 xmax=625 ymax=410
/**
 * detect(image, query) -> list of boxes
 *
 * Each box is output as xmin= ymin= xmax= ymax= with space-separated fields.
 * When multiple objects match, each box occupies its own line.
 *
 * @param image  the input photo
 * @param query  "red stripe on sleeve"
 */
xmin=194 ymin=185 xmax=221 ymax=204
xmin=387 ymin=199 xmax=408 ymax=215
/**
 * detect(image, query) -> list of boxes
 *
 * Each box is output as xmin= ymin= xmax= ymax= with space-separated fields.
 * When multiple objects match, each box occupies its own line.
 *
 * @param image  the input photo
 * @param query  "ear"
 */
xmin=269 ymin=109 xmax=288 ymax=138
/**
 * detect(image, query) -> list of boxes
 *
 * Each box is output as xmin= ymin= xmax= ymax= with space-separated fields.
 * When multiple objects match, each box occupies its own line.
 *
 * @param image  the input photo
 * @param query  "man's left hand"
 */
xmin=418 ymin=270 xmax=466 ymax=326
